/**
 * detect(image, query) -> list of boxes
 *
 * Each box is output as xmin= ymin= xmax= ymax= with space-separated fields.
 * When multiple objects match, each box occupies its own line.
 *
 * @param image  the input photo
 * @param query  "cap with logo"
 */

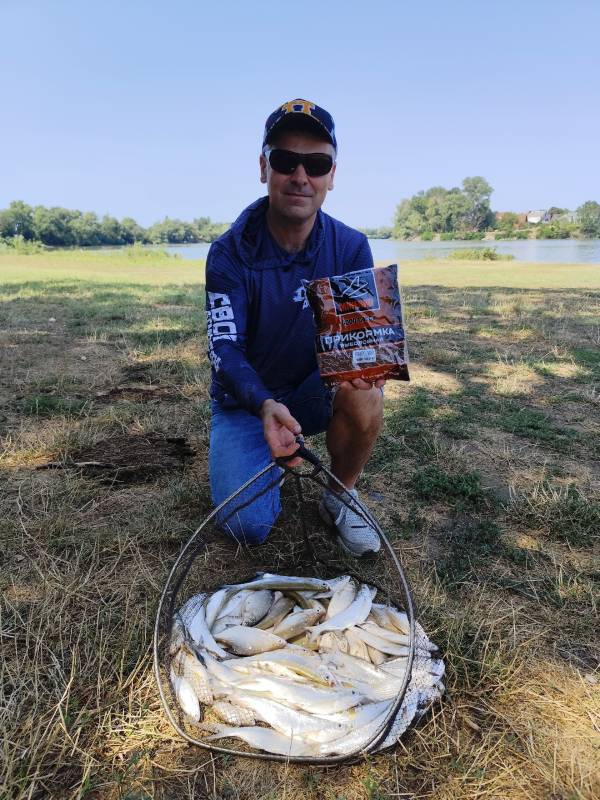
xmin=263 ymin=99 xmax=337 ymax=151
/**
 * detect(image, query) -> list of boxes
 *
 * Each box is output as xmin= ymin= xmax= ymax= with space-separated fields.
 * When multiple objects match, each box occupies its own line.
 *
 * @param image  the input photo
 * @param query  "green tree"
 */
xmin=462 ymin=176 xmax=494 ymax=230
xmin=440 ymin=190 xmax=469 ymax=232
xmin=496 ymin=211 xmax=518 ymax=232
xmin=0 ymin=200 xmax=35 ymax=239
xmin=32 ymin=206 xmax=78 ymax=246
xmin=577 ymin=201 xmax=600 ymax=237
xmin=70 ymin=212 xmax=103 ymax=246
xmin=121 ymin=217 xmax=146 ymax=244
xmin=99 ymin=215 xmax=125 ymax=245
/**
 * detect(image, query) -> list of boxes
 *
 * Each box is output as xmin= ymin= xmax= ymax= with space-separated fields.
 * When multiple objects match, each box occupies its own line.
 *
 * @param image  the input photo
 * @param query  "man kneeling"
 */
xmin=206 ymin=98 xmax=383 ymax=556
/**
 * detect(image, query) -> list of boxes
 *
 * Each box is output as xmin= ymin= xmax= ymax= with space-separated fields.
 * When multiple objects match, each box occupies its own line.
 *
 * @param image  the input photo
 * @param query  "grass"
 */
xmin=446 ymin=247 xmax=515 ymax=261
xmin=410 ymin=464 xmax=488 ymax=507
xmin=1 ymin=250 xmax=599 ymax=799
xmin=508 ymin=483 xmax=600 ymax=547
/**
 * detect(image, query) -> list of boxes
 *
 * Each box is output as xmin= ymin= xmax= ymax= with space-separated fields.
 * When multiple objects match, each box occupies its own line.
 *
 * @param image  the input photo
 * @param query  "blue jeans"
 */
xmin=209 ymin=371 xmax=334 ymax=545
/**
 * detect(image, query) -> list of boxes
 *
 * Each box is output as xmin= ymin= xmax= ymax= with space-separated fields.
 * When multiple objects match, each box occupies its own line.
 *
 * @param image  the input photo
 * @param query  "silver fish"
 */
xmin=205 ymin=588 xmax=229 ymax=631
xmin=202 ymin=651 xmax=243 ymax=687
xmin=216 ymin=589 xmax=253 ymax=621
xmin=382 ymin=656 xmax=411 ymax=676
xmin=316 ymin=703 xmax=392 ymax=756
xmin=227 ymin=692 xmax=350 ymax=743
xmin=366 ymin=644 xmax=386 ymax=665
xmin=174 ymin=575 xmax=443 ymax=757
xmin=233 ymin=674 xmax=364 ymax=715
xmin=325 ymin=582 xmax=356 ymax=620
xmin=212 ymin=615 xmax=243 ymax=635
xmin=224 ymin=574 xmax=331 ymax=594
xmin=229 ymin=658 xmax=313 ymax=686
xmin=170 ymin=668 xmax=200 ymax=721
xmin=177 ymin=593 xmax=207 ymax=629
xmin=241 ymin=589 xmax=273 ymax=626
xmin=207 ymin=723 xmax=317 ymax=757
xmin=360 ymin=621 xmax=410 ymax=646
xmin=232 ymin=650 xmax=337 ymax=686
xmin=273 ymin=607 xmax=324 ymax=641
xmin=308 ymin=584 xmax=372 ymax=638
xmin=324 ymin=699 xmax=391 ymax=729
xmin=255 ymin=593 xmax=294 ymax=630
xmin=344 ymin=627 xmax=371 ymax=662
xmin=385 ymin=606 xmax=410 ymax=636
xmin=215 ymin=626 xmax=287 ymax=656
xmin=318 ymin=631 xmax=349 ymax=655
xmin=351 ymin=626 xmax=410 ymax=656
xmin=211 ymin=700 xmax=255 ymax=727
xmin=323 ymin=650 xmax=389 ymax=685
xmin=179 ymin=595 xmax=230 ymax=660
xmin=369 ymin=603 xmax=399 ymax=632
xmin=285 ymin=590 xmax=313 ymax=609
xmin=172 ymin=645 xmax=213 ymax=705
xmin=312 ymin=575 xmax=352 ymax=599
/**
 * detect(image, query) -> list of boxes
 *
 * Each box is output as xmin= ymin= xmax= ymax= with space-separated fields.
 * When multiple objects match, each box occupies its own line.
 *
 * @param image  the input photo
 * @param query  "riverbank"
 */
xmin=2 ymin=250 xmax=600 ymax=289
xmin=5 ymin=236 xmax=600 ymax=265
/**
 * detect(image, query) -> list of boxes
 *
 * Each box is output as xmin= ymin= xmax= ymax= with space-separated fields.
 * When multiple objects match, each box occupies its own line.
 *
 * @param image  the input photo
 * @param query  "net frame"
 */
xmin=153 ymin=443 xmax=416 ymax=764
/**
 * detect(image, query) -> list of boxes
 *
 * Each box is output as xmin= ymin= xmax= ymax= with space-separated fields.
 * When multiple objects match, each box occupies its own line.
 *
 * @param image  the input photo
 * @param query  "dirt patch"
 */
xmin=94 ymin=382 xmax=179 ymax=403
xmin=39 ymin=433 xmax=196 ymax=482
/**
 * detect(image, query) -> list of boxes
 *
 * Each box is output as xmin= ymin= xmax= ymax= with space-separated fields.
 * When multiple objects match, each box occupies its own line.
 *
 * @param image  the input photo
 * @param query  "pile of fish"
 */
xmin=168 ymin=573 xmax=444 ymax=757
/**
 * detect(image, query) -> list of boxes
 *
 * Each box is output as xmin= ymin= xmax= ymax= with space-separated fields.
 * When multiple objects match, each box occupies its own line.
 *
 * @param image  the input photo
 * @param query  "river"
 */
xmin=164 ymin=238 xmax=600 ymax=264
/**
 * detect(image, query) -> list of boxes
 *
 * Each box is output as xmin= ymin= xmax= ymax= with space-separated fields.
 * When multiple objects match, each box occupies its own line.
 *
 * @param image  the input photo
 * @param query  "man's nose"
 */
xmin=289 ymin=162 xmax=309 ymax=183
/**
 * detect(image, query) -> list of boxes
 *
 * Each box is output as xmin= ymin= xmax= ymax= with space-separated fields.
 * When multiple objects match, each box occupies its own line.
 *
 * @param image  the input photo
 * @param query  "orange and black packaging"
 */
xmin=304 ymin=264 xmax=410 ymax=386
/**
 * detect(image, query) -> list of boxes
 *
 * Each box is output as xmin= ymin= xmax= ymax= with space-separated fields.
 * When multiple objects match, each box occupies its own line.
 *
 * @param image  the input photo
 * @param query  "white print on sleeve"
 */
xmin=207 ymin=291 xmax=237 ymax=371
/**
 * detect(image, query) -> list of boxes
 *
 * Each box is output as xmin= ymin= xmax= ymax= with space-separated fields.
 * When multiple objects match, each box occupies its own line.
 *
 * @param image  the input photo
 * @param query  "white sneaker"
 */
xmin=319 ymin=488 xmax=381 ymax=557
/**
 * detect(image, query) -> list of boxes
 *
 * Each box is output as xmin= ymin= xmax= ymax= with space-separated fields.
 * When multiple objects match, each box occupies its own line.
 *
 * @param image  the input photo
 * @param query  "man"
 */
xmin=205 ymin=99 xmax=384 ymax=556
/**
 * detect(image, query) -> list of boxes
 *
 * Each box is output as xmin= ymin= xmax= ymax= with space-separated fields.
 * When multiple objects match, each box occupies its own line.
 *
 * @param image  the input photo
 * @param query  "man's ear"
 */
xmin=328 ymin=162 xmax=336 ymax=191
xmin=259 ymin=154 xmax=268 ymax=184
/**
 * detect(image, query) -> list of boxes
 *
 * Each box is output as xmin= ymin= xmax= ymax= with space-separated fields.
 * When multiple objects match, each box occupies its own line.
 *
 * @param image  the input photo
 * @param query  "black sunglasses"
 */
xmin=264 ymin=147 xmax=334 ymax=178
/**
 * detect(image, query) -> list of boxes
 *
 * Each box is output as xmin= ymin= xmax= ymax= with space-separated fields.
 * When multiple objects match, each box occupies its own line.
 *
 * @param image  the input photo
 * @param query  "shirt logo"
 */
xmin=293 ymin=284 xmax=309 ymax=309
xmin=329 ymin=272 xmax=379 ymax=315
xmin=206 ymin=291 xmax=237 ymax=371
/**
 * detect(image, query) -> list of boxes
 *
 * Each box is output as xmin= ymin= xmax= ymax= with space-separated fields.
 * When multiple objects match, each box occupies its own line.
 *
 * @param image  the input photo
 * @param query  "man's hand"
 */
xmin=343 ymin=378 xmax=386 ymax=390
xmin=260 ymin=399 xmax=303 ymax=466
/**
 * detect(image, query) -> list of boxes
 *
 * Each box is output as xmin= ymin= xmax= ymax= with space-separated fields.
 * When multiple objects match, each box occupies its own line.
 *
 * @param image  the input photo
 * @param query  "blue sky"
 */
xmin=2 ymin=0 xmax=599 ymax=228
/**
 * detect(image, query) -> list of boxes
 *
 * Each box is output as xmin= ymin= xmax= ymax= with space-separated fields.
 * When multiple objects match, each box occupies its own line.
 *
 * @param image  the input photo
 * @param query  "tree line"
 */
xmin=0 ymin=201 xmax=228 ymax=247
xmin=3 ymin=190 xmax=600 ymax=249
xmin=389 ymin=178 xmax=600 ymax=240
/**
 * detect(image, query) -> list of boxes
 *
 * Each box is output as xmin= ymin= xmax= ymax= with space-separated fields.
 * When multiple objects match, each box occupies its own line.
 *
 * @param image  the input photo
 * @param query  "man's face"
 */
xmin=259 ymin=129 xmax=336 ymax=224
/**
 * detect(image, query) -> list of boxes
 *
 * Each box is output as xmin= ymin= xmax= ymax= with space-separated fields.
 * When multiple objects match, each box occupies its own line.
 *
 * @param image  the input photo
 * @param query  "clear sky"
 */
xmin=2 ymin=0 xmax=599 ymax=228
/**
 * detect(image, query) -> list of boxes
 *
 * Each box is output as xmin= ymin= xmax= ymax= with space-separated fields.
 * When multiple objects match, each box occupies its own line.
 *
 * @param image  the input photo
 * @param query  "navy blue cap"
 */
xmin=263 ymin=99 xmax=337 ymax=151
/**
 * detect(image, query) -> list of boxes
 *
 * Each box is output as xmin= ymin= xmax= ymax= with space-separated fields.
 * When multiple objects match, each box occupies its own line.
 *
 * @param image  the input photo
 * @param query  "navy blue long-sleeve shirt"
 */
xmin=205 ymin=196 xmax=374 ymax=415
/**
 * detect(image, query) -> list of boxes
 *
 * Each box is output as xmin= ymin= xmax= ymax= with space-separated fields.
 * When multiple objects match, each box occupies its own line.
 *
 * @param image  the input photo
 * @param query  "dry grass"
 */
xmin=1 ymin=254 xmax=599 ymax=799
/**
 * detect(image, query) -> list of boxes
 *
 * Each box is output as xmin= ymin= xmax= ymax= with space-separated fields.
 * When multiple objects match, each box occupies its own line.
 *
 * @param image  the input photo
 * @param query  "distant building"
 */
xmin=526 ymin=210 xmax=549 ymax=224
xmin=550 ymin=210 xmax=577 ymax=223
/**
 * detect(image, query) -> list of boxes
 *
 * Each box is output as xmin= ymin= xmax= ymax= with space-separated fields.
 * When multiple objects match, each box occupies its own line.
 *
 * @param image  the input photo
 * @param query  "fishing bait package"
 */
xmin=154 ymin=443 xmax=444 ymax=764
xmin=304 ymin=264 xmax=410 ymax=386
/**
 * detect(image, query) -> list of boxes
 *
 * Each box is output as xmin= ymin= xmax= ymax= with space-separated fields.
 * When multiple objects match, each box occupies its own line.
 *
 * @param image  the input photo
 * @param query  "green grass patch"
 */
xmin=390 ymin=387 xmax=435 ymax=418
xmin=411 ymin=464 xmax=488 ymax=507
xmin=435 ymin=519 xmax=503 ymax=587
xmin=497 ymin=404 xmax=579 ymax=449
xmin=447 ymin=247 xmax=515 ymax=261
xmin=21 ymin=394 xmax=89 ymax=417
xmin=508 ymin=484 xmax=600 ymax=547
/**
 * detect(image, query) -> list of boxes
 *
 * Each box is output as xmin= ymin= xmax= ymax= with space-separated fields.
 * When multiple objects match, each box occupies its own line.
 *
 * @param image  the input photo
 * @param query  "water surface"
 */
xmin=164 ymin=238 xmax=600 ymax=264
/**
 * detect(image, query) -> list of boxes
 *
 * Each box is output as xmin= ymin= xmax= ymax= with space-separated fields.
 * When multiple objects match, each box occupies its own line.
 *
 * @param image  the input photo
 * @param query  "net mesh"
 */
xmin=153 ymin=454 xmax=416 ymax=764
